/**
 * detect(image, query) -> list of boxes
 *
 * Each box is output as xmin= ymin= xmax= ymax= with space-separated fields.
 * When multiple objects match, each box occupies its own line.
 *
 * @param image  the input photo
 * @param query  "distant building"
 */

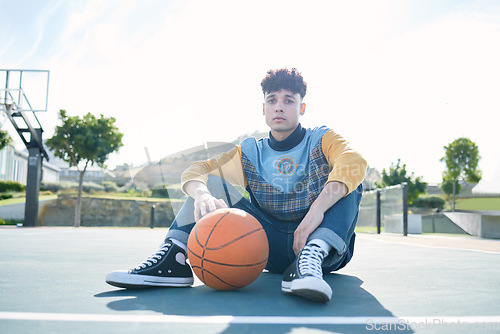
xmin=59 ymin=166 xmax=116 ymax=184
xmin=111 ymin=164 xmax=143 ymax=187
xmin=0 ymin=145 xmax=60 ymax=184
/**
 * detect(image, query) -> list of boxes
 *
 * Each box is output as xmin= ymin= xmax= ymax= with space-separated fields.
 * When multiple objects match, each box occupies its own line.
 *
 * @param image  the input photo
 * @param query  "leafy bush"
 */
xmin=412 ymin=196 xmax=445 ymax=210
xmin=0 ymin=181 xmax=25 ymax=192
xmin=42 ymin=181 xmax=105 ymax=193
xmin=82 ymin=182 xmax=105 ymax=193
xmin=151 ymin=187 xmax=170 ymax=198
xmin=102 ymin=181 xmax=119 ymax=192
xmin=0 ymin=218 xmax=23 ymax=225
xmin=0 ymin=193 xmax=13 ymax=200
xmin=375 ymin=159 xmax=427 ymax=204
xmin=122 ymin=188 xmax=149 ymax=197
xmin=42 ymin=181 xmax=79 ymax=193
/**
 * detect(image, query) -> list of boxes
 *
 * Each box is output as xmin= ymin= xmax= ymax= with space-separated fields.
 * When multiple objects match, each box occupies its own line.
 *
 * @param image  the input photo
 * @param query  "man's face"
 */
xmin=263 ymin=89 xmax=305 ymax=140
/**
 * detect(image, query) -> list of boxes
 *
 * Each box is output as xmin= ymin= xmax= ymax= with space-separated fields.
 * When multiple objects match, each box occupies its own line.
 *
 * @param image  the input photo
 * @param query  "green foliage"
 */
xmin=42 ymin=181 xmax=104 ymax=193
xmin=375 ymin=159 xmax=427 ymax=204
xmin=125 ymin=188 xmax=141 ymax=196
xmin=152 ymin=187 xmax=170 ymax=198
xmin=0 ymin=181 xmax=24 ymax=201
xmin=440 ymin=178 xmax=461 ymax=197
xmin=0 ymin=193 xmax=13 ymax=200
xmin=0 ymin=218 xmax=23 ymax=225
xmin=412 ymin=196 xmax=445 ymax=211
xmin=41 ymin=181 xmax=77 ymax=193
xmin=0 ymin=130 xmax=12 ymax=150
xmin=0 ymin=181 xmax=26 ymax=192
xmin=441 ymin=137 xmax=481 ymax=191
xmin=102 ymin=181 xmax=119 ymax=192
xmin=82 ymin=182 xmax=105 ymax=193
xmin=440 ymin=138 xmax=481 ymax=209
xmin=46 ymin=110 xmax=124 ymax=169
xmin=46 ymin=109 xmax=124 ymax=227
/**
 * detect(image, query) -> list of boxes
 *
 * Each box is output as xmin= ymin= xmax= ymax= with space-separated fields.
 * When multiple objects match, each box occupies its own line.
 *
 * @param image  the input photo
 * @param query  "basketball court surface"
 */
xmin=1 ymin=226 xmax=499 ymax=333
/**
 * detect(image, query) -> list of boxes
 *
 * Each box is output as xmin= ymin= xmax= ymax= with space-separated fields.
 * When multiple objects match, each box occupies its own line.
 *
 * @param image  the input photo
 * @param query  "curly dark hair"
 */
xmin=260 ymin=68 xmax=307 ymax=99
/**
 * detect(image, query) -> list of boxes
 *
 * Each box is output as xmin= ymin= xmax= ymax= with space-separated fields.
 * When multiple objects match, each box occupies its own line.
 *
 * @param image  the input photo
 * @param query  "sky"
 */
xmin=1 ymin=0 xmax=499 ymax=188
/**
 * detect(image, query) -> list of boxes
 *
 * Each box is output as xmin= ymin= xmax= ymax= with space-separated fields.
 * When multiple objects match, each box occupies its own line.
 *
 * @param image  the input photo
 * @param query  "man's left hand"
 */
xmin=292 ymin=181 xmax=347 ymax=255
xmin=293 ymin=207 xmax=324 ymax=255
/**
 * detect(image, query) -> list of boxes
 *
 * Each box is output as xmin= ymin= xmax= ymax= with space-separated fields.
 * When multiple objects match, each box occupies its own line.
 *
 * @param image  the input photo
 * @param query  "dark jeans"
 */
xmin=166 ymin=176 xmax=362 ymax=274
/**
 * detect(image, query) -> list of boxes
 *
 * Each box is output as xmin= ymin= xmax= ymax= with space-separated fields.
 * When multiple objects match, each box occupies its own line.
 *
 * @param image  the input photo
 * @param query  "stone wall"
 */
xmin=39 ymin=195 xmax=184 ymax=227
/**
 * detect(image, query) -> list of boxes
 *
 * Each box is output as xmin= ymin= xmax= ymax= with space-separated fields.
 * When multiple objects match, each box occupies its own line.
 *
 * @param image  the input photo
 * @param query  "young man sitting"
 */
xmin=106 ymin=68 xmax=366 ymax=302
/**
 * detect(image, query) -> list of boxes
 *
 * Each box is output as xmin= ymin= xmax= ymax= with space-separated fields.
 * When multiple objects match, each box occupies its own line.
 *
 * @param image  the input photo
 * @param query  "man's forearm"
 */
xmin=292 ymin=181 xmax=348 ymax=254
xmin=310 ymin=181 xmax=348 ymax=214
xmin=184 ymin=180 xmax=210 ymax=199
xmin=184 ymin=180 xmax=228 ymax=222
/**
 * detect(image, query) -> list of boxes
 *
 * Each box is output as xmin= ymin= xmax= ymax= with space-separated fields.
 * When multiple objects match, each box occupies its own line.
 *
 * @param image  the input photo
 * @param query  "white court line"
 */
xmin=363 ymin=235 xmax=500 ymax=255
xmin=0 ymin=312 xmax=500 ymax=325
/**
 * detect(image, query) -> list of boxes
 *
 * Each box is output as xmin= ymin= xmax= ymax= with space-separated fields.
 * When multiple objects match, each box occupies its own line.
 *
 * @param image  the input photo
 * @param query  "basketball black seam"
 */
xmin=194 ymin=257 xmax=268 ymax=267
xmin=190 ymin=211 xmax=268 ymax=287
xmin=205 ymin=227 xmax=266 ymax=250
xmin=189 ymin=265 xmax=241 ymax=288
xmin=198 ymin=268 xmax=244 ymax=289
xmin=188 ymin=245 xmax=268 ymax=266
xmin=197 ymin=211 xmax=231 ymax=282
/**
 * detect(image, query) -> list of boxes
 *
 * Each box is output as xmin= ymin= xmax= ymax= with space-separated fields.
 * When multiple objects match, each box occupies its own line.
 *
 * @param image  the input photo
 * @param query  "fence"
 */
xmin=358 ymin=183 xmax=409 ymax=236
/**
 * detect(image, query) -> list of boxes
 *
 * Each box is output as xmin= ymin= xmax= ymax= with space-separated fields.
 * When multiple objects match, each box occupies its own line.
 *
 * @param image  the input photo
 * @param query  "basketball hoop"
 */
xmin=0 ymin=69 xmax=50 ymax=227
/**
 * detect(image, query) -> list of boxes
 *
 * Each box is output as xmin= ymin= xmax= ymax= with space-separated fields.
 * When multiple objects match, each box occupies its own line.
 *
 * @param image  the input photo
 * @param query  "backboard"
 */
xmin=0 ymin=69 xmax=50 ymax=159
xmin=0 ymin=69 xmax=50 ymax=227
xmin=0 ymin=69 xmax=50 ymax=113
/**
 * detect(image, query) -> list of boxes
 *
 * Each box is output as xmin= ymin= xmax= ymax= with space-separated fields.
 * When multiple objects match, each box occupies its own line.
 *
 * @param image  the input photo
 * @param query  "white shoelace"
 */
xmin=298 ymin=244 xmax=327 ymax=279
xmin=134 ymin=242 xmax=171 ymax=270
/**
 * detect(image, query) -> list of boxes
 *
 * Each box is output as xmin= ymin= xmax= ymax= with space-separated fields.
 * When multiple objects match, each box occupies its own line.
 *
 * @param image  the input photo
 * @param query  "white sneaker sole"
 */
xmin=106 ymin=270 xmax=194 ymax=289
xmin=281 ymin=276 xmax=332 ymax=303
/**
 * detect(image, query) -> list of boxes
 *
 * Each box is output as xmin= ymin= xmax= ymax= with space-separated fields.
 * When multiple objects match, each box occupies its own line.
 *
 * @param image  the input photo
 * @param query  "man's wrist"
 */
xmin=185 ymin=180 xmax=210 ymax=199
xmin=193 ymin=188 xmax=211 ymax=199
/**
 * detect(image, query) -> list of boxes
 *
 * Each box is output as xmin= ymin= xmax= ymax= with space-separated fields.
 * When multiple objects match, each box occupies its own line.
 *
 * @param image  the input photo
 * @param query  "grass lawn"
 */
xmin=455 ymin=197 xmax=500 ymax=211
xmin=0 ymin=194 xmax=57 ymax=206
xmin=0 ymin=193 xmax=186 ymax=206
xmin=355 ymin=226 xmax=378 ymax=233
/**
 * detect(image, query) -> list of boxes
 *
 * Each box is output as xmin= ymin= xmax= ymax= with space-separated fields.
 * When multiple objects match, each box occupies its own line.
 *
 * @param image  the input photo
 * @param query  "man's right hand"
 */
xmin=184 ymin=181 xmax=228 ymax=222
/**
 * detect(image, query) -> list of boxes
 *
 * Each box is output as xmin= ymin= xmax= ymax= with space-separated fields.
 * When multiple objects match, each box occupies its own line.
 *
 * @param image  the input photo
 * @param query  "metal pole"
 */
xmin=45 ymin=71 xmax=50 ymax=111
xmin=150 ymin=204 xmax=156 ymax=229
xmin=402 ymin=182 xmax=408 ymax=236
xmin=4 ymin=70 xmax=8 ymax=103
xmin=18 ymin=70 xmax=23 ymax=106
xmin=376 ymin=190 xmax=381 ymax=234
xmin=24 ymin=132 xmax=43 ymax=227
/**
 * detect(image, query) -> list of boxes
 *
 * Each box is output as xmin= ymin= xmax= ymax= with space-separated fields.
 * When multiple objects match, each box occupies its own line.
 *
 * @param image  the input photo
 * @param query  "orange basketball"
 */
xmin=187 ymin=208 xmax=269 ymax=290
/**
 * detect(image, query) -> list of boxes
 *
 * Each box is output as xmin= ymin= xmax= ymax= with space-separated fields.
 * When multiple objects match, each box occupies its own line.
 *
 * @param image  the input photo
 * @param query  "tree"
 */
xmin=0 ymin=130 xmax=12 ymax=150
xmin=440 ymin=178 xmax=461 ymax=199
xmin=375 ymin=159 xmax=427 ymax=205
xmin=440 ymin=137 xmax=481 ymax=211
xmin=46 ymin=110 xmax=124 ymax=227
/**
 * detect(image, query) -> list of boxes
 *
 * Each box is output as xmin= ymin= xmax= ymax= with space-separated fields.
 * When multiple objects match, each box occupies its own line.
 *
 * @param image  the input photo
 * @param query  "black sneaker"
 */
xmin=281 ymin=243 xmax=332 ymax=302
xmin=106 ymin=240 xmax=194 ymax=289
